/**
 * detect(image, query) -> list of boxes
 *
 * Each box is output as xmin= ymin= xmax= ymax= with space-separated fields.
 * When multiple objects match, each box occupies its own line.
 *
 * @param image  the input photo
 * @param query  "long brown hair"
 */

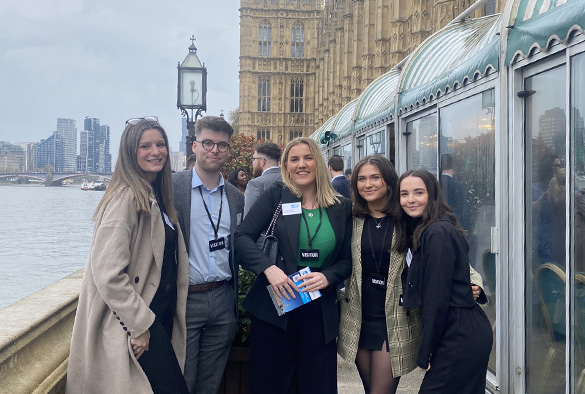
xmin=393 ymin=169 xmax=464 ymax=253
xmin=94 ymin=119 xmax=177 ymax=223
xmin=350 ymin=155 xmax=399 ymax=218
xmin=281 ymin=137 xmax=339 ymax=208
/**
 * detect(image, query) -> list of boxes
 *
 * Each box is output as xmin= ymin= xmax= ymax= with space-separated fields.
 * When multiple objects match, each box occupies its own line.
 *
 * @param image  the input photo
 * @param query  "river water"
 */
xmin=0 ymin=184 xmax=103 ymax=310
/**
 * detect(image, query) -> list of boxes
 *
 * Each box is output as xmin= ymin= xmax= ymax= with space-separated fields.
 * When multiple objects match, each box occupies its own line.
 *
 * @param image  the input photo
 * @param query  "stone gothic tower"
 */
xmin=238 ymin=0 xmax=322 ymax=144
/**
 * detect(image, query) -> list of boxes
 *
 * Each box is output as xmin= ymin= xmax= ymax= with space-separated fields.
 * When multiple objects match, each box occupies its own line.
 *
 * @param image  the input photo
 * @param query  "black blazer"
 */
xmin=401 ymin=218 xmax=476 ymax=367
xmin=234 ymin=182 xmax=352 ymax=344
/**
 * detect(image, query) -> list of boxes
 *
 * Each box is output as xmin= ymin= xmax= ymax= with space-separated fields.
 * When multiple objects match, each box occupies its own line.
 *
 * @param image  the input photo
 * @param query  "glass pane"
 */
xmin=439 ymin=91 xmax=496 ymax=372
xmin=571 ymin=52 xmax=585 ymax=392
xmin=525 ymin=65 xmax=566 ymax=393
xmin=387 ymin=123 xmax=395 ymax=166
xmin=406 ymin=113 xmax=438 ymax=176
xmin=342 ymin=144 xmax=352 ymax=174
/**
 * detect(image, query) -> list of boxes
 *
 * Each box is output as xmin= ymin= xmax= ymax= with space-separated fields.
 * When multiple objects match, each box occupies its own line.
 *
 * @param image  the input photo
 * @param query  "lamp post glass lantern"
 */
xmin=177 ymin=35 xmax=207 ymax=157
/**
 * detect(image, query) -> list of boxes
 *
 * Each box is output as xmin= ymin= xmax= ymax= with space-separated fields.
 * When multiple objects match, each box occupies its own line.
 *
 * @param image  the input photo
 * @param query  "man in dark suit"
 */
xmin=440 ymin=153 xmax=470 ymax=231
xmin=243 ymin=142 xmax=282 ymax=217
xmin=172 ymin=116 xmax=244 ymax=394
xmin=328 ymin=155 xmax=350 ymax=199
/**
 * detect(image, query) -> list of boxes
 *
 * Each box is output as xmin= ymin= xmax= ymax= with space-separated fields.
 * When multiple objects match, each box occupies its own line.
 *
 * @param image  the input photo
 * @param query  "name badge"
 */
xmin=163 ymin=212 xmax=175 ymax=230
xmin=300 ymin=249 xmax=319 ymax=261
xmin=282 ymin=202 xmax=302 ymax=216
xmin=406 ymin=248 xmax=413 ymax=267
xmin=371 ymin=274 xmax=386 ymax=289
xmin=209 ymin=237 xmax=226 ymax=252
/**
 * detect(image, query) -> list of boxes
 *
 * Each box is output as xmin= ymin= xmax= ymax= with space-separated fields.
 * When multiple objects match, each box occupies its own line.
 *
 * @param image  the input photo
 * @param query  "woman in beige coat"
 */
xmin=66 ymin=117 xmax=189 ymax=394
xmin=338 ymin=156 xmax=484 ymax=394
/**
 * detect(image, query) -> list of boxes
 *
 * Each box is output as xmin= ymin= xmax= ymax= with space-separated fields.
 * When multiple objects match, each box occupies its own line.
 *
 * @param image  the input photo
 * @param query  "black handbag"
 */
xmin=255 ymin=201 xmax=282 ymax=264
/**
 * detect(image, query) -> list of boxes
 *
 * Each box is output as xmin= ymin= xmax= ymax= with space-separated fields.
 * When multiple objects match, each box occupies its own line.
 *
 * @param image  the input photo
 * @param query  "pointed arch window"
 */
xmin=258 ymin=77 xmax=271 ymax=112
xmin=290 ymin=78 xmax=303 ymax=113
xmin=258 ymin=23 xmax=271 ymax=57
xmin=289 ymin=130 xmax=303 ymax=141
xmin=291 ymin=23 xmax=304 ymax=58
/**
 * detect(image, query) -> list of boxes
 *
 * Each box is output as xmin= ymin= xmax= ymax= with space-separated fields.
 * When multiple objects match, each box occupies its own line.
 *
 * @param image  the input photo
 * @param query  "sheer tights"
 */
xmin=355 ymin=342 xmax=400 ymax=394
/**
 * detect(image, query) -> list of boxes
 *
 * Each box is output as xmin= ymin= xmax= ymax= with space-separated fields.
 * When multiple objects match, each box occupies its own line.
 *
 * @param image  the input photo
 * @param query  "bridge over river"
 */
xmin=0 ymin=172 xmax=112 ymax=186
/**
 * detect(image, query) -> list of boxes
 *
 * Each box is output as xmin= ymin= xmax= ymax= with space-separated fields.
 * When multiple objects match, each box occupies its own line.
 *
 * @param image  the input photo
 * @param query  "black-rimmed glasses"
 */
xmin=200 ymin=139 xmax=230 ymax=153
xmin=126 ymin=116 xmax=159 ymax=125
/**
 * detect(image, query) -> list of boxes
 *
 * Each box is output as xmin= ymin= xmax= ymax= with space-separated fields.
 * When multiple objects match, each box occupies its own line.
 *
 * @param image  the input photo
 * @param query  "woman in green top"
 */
xmin=235 ymin=137 xmax=353 ymax=394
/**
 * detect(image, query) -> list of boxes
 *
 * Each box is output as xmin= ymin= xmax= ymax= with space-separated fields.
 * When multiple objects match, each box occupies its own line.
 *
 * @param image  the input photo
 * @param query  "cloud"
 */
xmin=0 ymin=0 xmax=240 ymax=158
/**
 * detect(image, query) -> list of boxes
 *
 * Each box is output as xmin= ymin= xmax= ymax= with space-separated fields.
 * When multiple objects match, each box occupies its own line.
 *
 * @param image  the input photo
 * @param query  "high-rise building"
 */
xmin=54 ymin=118 xmax=77 ymax=172
xmin=83 ymin=117 xmax=112 ymax=173
xmin=0 ymin=141 xmax=25 ymax=171
xmin=78 ymin=130 xmax=88 ymax=172
xmin=36 ymin=134 xmax=63 ymax=171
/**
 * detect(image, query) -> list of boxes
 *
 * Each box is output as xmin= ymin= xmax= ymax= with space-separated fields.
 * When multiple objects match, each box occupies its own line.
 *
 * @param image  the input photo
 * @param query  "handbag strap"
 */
xmin=265 ymin=201 xmax=282 ymax=236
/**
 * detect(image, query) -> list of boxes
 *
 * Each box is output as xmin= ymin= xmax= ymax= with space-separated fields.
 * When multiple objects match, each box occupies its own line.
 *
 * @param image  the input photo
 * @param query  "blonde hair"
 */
xmin=281 ymin=137 xmax=339 ymax=208
xmin=94 ymin=119 xmax=178 ymax=223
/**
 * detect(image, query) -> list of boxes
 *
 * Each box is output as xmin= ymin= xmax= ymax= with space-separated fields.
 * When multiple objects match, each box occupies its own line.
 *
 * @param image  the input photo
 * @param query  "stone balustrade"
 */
xmin=0 ymin=270 xmax=83 ymax=394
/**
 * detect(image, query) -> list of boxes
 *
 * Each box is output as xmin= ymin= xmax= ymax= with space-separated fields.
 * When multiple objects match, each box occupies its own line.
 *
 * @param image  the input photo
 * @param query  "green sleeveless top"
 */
xmin=297 ymin=207 xmax=336 ymax=268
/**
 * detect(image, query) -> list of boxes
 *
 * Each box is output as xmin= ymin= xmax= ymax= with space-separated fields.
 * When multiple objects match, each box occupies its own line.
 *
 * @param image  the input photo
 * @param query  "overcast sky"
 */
xmin=0 ymin=0 xmax=240 ymax=158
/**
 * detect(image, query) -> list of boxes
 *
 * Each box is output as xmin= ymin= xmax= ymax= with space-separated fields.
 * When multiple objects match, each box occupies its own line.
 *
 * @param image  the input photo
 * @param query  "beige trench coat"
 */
xmin=66 ymin=187 xmax=189 ymax=394
xmin=337 ymin=217 xmax=484 ymax=377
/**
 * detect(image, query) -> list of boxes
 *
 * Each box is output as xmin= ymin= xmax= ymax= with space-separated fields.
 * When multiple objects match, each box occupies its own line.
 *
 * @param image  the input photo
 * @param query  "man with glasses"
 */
xmin=243 ymin=141 xmax=282 ymax=217
xmin=173 ymin=116 xmax=244 ymax=394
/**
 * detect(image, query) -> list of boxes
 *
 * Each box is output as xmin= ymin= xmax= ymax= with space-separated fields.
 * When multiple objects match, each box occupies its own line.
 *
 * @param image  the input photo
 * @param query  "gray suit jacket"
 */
xmin=172 ymin=170 xmax=245 ymax=304
xmin=243 ymin=167 xmax=282 ymax=217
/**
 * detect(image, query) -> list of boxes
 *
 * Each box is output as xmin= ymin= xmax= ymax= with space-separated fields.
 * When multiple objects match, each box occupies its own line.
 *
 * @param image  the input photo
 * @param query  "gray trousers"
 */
xmin=183 ymin=283 xmax=237 ymax=394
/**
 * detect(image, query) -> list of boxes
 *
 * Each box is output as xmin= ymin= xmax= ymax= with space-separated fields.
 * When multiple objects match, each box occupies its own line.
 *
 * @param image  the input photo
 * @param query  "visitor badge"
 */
xmin=300 ymin=249 xmax=319 ymax=261
xmin=371 ymin=274 xmax=386 ymax=289
xmin=209 ymin=237 xmax=226 ymax=252
xmin=163 ymin=212 xmax=175 ymax=230
xmin=406 ymin=248 xmax=413 ymax=267
xmin=282 ymin=202 xmax=302 ymax=216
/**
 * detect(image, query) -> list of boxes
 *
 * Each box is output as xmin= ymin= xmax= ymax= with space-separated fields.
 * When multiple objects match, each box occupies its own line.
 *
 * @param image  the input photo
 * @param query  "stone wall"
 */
xmin=0 ymin=270 xmax=83 ymax=394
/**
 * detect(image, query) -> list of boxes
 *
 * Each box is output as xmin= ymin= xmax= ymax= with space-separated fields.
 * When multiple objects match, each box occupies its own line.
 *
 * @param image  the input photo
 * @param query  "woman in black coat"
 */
xmin=394 ymin=169 xmax=492 ymax=394
xmin=234 ymin=137 xmax=352 ymax=394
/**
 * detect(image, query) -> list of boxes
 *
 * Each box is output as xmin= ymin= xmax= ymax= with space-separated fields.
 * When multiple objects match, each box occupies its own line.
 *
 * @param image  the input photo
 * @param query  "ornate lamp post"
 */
xmin=177 ymin=36 xmax=207 ymax=156
xmin=369 ymin=132 xmax=381 ymax=154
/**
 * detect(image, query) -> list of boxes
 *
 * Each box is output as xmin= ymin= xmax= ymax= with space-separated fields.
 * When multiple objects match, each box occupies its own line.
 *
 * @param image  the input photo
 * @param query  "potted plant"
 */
xmin=218 ymin=267 xmax=256 ymax=394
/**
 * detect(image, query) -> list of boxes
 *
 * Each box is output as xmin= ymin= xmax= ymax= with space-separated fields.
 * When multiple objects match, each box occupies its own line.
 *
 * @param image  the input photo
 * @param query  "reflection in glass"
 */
xmin=525 ymin=65 xmax=566 ymax=393
xmin=406 ymin=114 xmax=438 ymax=176
xmin=572 ymin=53 xmax=585 ymax=392
xmin=439 ymin=91 xmax=496 ymax=372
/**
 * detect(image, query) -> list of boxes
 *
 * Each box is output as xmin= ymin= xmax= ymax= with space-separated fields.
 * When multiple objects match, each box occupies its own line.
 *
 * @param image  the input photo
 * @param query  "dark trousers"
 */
xmin=139 ymin=318 xmax=189 ymax=394
xmin=249 ymin=299 xmax=338 ymax=394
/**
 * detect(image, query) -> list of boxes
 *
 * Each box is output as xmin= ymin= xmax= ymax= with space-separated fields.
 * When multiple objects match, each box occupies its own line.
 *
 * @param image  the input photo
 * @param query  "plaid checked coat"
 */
xmin=337 ymin=217 xmax=486 ymax=377
xmin=337 ymin=217 xmax=423 ymax=377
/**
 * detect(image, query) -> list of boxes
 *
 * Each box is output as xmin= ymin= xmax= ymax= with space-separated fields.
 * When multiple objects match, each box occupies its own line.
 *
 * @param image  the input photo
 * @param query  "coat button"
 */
xmin=408 ymin=283 xmax=414 ymax=287
xmin=120 ymin=321 xmax=124 ymax=326
xmin=123 ymin=327 xmax=127 ymax=331
xmin=135 ymin=276 xmax=139 ymax=284
xmin=127 ymin=332 xmax=131 ymax=336
xmin=113 ymin=311 xmax=117 ymax=315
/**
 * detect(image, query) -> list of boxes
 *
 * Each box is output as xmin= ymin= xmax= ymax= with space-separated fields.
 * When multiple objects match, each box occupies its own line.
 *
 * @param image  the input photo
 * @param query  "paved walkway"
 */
xmin=338 ymin=356 xmax=424 ymax=393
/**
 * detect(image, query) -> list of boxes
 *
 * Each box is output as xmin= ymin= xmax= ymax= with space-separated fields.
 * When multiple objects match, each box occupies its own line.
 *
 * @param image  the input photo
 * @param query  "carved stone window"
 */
xmin=289 ymin=130 xmax=303 ymax=141
xmin=291 ymin=23 xmax=305 ymax=58
xmin=257 ymin=129 xmax=271 ymax=140
xmin=258 ymin=23 xmax=271 ymax=57
xmin=290 ymin=78 xmax=304 ymax=113
xmin=258 ymin=77 xmax=271 ymax=112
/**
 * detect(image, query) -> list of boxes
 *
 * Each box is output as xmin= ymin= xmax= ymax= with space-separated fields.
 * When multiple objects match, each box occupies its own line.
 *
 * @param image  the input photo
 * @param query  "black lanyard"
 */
xmin=301 ymin=208 xmax=322 ymax=249
xmin=199 ymin=185 xmax=223 ymax=240
xmin=367 ymin=216 xmax=390 ymax=274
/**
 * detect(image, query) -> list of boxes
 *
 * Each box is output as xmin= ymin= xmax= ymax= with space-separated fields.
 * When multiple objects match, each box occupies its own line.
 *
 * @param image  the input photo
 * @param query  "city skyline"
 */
xmin=0 ymin=0 xmax=240 ymax=162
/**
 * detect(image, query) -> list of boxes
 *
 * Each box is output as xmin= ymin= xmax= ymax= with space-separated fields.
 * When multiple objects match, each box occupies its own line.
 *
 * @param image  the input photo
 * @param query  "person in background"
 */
xmin=338 ymin=156 xmax=484 ymax=394
xmin=328 ymin=154 xmax=350 ymax=199
xmin=186 ymin=154 xmax=196 ymax=170
xmin=439 ymin=153 xmax=469 ymax=231
xmin=228 ymin=168 xmax=248 ymax=194
xmin=243 ymin=141 xmax=282 ymax=217
xmin=66 ymin=117 xmax=189 ymax=394
xmin=172 ymin=116 xmax=244 ymax=394
xmin=235 ymin=137 xmax=352 ymax=394
xmin=345 ymin=168 xmax=353 ymax=180
xmin=395 ymin=169 xmax=492 ymax=394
